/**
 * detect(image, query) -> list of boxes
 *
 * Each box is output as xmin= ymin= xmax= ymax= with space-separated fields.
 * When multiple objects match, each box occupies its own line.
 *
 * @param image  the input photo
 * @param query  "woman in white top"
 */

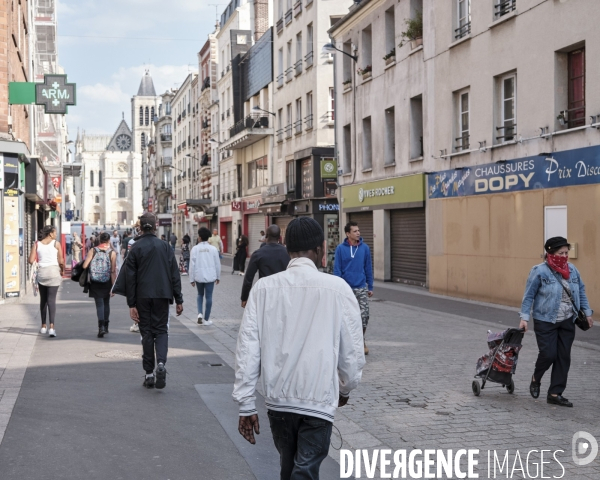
xmin=28 ymin=225 xmax=65 ymax=337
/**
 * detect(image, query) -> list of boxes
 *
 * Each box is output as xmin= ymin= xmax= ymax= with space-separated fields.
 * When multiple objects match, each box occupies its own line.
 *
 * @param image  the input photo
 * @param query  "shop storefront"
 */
xmin=427 ymin=144 xmax=600 ymax=308
xmin=158 ymin=217 xmax=172 ymax=239
xmin=341 ymin=173 xmax=426 ymax=284
xmin=242 ymin=195 xmax=265 ymax=255
xmin=258 ymin=183 xmax=290 ymax=242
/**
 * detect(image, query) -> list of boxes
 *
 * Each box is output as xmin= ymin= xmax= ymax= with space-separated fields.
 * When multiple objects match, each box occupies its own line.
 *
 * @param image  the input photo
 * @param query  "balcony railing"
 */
xmin=285 ymin=124 xmax=292 ymax=139
xmin=454 ymin=21 xmax=471 ymax=39
xmin=160 ymin=133 xmax=172 ymax=142
xmin=285 ymin=8 xmax=293 ymax=25
xmin=294 ymin=119 xmax=302 ymax=134
xmin=276 ymin=128 xmax=284 ymax=142
xmin=293 ymin=0 xmax=302 ymax=16
xmin=182 ymin=110 xmax=187 ymax=118
xmin=455 ymin=134 xmax=470 ymax=151
xmin=305 ymin=51 xmax=313 ymax=68
xmin=277 ymin=73 xmax=284 ymax=88
xmin=494 ymin=0 xmax=516 ymax=18
xmin=295 ymin=59 xmax=303 ymax=76
xmin=286 ymin=67 xmax=294 ymax=82
xmin=229 ymin=113 xmax=270 ymax=138
xmin=304 ymin=114 xmax=313 ymax=130
xmin=496 ymin=123 xmax=516 ymax=142
xmin=276 ymin=18 xmax=284 ymax=34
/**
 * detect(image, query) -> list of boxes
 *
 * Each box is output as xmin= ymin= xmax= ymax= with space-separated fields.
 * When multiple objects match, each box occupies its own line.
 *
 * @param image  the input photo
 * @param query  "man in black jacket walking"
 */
xmin=241 ymin=225 xmax=289 ymax=307
xmin=114 ymin=212 xmax=183 ymax=389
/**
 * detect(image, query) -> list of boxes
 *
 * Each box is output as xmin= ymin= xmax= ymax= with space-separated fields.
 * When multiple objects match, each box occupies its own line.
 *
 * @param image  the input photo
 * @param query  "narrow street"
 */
xmin=1 ymin=260 xmax=599 ymax=478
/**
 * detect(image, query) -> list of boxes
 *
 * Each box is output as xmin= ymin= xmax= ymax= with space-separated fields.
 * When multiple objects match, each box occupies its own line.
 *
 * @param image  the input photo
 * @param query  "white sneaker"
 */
xmin=40 ymin=327 xmax=47 ymax=334
xmin=197 ymin=313 xmax=203 ymax=325
xmin=48 ymin=328 xmax=56 ymax=337
xmin=203 ymin=319 xmax=213 ymax=326
xmin=239 ymin=272 xmax=244 ymax=276
xmin=130 ymin=323 xmax=140 ymax=333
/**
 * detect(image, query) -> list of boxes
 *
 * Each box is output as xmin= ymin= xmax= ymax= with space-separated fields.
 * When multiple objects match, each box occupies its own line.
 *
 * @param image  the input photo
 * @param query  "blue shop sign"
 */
xmin=428 ymin=145 xmax=600 ymax=199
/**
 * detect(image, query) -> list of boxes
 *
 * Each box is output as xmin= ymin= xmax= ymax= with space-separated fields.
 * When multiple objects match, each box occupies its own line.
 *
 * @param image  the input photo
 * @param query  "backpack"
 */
xmin=89 ymin=248 xmax=111 ymax=283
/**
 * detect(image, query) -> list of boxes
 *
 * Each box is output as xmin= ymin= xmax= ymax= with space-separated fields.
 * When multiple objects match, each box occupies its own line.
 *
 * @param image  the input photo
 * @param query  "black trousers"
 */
xmin=137 ymin=298 xmax=170 ymax=374
xmin=94 ymin=297 xmax=110 ymax=322
xmin=267 ymin=410 xmax=332 ymax=480
xmin=39 ymin=284 xmax=59 ymax=325
xmin=533 ymin=318 xmax=576 ymax=395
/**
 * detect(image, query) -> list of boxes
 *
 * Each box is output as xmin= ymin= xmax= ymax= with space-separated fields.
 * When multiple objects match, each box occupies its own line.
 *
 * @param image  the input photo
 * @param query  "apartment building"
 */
xmin=271 ymin=0 xmax=351 ymax=268
xmin=331 ymin=0 xmax=600 ymax=309
xmin=172 ymin=72 xmax=198 ymax=239
xmin=151 ymin=90 xmax=175 ymax=238
xmin=215 ymin=0 xmax=267 ymax=253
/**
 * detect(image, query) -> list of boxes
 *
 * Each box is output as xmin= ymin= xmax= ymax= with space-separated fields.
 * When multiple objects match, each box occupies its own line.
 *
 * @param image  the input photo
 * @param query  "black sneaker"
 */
xmin=547 ymin=394 xmax=573 ymax=407
xmin=155 ymin=363 xmax=167 ymax=389
xmin=143 ymin=375 xmax=155 ymax=388
xmin=530 ymin=377 xmax=540 ymax=399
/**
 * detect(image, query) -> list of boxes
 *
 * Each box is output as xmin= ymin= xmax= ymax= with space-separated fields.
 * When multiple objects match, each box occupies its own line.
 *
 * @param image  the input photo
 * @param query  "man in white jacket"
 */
xmin=189 ymin=227 xmax=221 ymax=326
xmin=233 ymin=217 xmax=365 ymax=479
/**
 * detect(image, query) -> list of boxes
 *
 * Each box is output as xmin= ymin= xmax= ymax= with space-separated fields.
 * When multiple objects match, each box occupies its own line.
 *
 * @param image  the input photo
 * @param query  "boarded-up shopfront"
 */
xmin=341 ymin=174 xmax=426 ymax=283
xmin=427 ymin=145 xmax=600 ymax=311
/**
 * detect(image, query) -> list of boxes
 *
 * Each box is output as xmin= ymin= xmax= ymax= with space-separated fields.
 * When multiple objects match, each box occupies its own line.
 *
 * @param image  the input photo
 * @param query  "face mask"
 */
xmin=547 ymin=253 xmax=570 ymax=279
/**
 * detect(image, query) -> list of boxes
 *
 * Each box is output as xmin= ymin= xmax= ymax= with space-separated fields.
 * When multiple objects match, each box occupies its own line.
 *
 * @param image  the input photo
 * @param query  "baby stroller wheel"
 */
xmin=506 ymin=379 xmax=515 ymax=394
xmin=472 ymin=380 xmax=481 ymax=396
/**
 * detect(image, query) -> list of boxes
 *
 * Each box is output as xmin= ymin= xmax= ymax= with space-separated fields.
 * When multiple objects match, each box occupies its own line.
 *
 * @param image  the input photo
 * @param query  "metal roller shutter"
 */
xmin=348 ymin=211 xmax=374 ymax=271
xmin=247 ymin=214 xmax=265 ymax=255
xmin=390 ymin=208 xmax=426 ymax=286
xmin=275 ymin=217 xmax=292 ymax=245
xmin=225 ymin=222 xmax=232 ymax=254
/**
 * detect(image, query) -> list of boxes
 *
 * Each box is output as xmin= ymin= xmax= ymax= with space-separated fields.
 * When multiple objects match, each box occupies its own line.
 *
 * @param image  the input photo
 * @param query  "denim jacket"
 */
xmin=520 ymin=262 xmax=593 ymax=323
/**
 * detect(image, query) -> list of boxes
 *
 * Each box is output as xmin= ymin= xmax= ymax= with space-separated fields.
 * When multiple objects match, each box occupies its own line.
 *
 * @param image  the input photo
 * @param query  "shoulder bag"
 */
xmin=557 ymin=277 xmax=590 ymax=331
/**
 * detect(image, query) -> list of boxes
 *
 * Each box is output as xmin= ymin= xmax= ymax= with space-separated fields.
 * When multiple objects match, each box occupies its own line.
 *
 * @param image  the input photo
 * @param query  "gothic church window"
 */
xmin=139 ymin=107 xmax=144 ymax=126
xmin=99 ymin=170 xmax=103 ymax=187
xmin=145 ymin=107 xmax=149 ymax=125
xmin=90 ymin=171 xmax=94 ymax=187
xmin=141 ymin=133 xmax=146 ymax=148
xmin=95 ymin=196 xmax=99 ymax=204
xmin=118 ymin=182 xmax=126 ymax=198
xmin=151 ymin=106 xmax=155 ymax=122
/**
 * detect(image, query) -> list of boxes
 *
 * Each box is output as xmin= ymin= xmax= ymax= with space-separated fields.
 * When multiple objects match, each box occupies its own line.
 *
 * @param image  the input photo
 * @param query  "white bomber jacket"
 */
xmin=232 ymin=257 xmax=365 ymax=422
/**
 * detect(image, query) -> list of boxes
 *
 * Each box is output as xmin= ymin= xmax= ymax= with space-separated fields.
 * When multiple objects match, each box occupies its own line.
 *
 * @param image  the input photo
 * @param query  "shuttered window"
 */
xmin=391 ymin=208 xmax=426 ymax=286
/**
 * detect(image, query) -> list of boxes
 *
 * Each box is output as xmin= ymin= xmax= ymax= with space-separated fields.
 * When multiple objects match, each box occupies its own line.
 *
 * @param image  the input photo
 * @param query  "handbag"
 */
xmin=557 ymin=277 xmax=590 ymax=331
xmin=71 ymin=260 xmax=85 ymax=282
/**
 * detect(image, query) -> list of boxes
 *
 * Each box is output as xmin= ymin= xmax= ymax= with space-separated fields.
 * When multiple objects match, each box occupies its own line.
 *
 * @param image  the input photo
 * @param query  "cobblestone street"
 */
xmin=181 ymin=266 xmax=600 ymax=479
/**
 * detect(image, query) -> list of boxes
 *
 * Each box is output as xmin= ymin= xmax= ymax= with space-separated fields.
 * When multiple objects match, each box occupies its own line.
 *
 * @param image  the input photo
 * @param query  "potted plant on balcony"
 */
xmin=557 ymin=110 xmax=568 ymax=127
xmin=383 ymin=48 xmax=396 ymax=65
xmin=399 ymin=10 xmax=423 ymax=49
xmin=342 ymin=79 xmax=352 ymax=90
xmin=356 ymin=65 xmax=372 ymax=80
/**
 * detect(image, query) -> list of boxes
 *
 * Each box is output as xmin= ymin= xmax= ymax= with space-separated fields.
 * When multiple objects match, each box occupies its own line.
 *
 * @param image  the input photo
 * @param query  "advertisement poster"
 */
xmin=4 ymin=196 xmax=20 ymax=297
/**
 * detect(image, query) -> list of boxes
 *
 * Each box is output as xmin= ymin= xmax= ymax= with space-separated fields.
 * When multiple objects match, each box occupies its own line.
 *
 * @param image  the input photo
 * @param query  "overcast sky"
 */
xmin=58 ymin=0 xmax=222 ymax=138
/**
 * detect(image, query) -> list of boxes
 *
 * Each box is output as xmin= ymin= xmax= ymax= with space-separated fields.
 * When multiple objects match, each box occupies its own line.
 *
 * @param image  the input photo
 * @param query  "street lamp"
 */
xmin=322 ymin=43 xmax=358 ymax=62
xmin=252 ymin=105 xmax=276 ymax=116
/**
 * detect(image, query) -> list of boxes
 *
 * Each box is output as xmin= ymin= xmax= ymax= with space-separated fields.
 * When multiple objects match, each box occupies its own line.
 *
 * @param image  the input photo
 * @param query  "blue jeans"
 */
xmin=196 ymin=282 xmax=215 ymax=320
xmin=267 ymin=410 xmax=332 ymax=480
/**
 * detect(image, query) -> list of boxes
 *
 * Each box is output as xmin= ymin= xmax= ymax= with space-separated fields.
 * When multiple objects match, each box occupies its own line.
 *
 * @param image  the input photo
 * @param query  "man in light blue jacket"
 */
xmin=334 ymin=221 xmax=374 ymax=355
xmin=190 ymin=227 xmax=221 ymax=326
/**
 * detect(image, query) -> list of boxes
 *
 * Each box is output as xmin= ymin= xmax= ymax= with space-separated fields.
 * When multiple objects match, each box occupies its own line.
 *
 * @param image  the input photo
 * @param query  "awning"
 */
xmin=258 ymin=201 xmax=287 ymax=215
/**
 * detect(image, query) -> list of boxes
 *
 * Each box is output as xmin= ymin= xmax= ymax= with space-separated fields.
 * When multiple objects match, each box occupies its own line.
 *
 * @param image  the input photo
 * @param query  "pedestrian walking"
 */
xmin=65 ymin=233 xmax=72 ymax=256
xmin=519 ymin=236 xmax=593 ymax=407
xmin=183 ymin=233 xmax=191 ymax=245
xmin=83 ymin=231 xmax=117 ymax=338
xmin=333 ymin=221 xmax=374 ymax=355
xmin=208 ymin=228 xmax=223 ymax=259
xmin=180 ymin=242 xmax=191 ymax=275
xmin=233 ymin=217 xmax=365 ymax=479
xmin=125 ymin=221 xmax=142 ymax=333
xmin=169 ymin=233 xmax=177 ymax=253
xmin=233 ymin=234 xmax=248 ymax=276
xmin=110 ymin=229 xmax=121 ymax=261
xmin=85 ymin=236 xmax=93 ymax=252
xmin=189 ymin=227 xmax=221 ymax=326
xmin=241 ymin=225 xmax=289 ymax=307
xmin=121 ymin=230 xmax=131 ymax=258
xmin=113 ymin=212 xmax=183 ymax=389
xmin=258 ymin=230 xmax=266 ymax=244
xmin=28 ymin=225 xmax=65 ymax=337
xmin=72 ymin=232 xmax=82 ymax=263
xmin=161 ymin=234 xmax=167 ymax=242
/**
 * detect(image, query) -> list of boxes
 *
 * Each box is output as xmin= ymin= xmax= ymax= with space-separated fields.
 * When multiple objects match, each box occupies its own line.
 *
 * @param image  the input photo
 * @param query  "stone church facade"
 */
xmin=76 ymin=72 xmax=159 ymax=227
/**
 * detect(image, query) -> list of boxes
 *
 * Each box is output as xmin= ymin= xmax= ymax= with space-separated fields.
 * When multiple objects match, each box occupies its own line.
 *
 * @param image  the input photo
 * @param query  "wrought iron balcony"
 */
xmin=494 ymin=0 xmax=516 ymax=18
xmin=295 ymin=59 xmax=303 ymax=76
xmin=160 ymin=133 xmax=172 ymax=142
xmin=454 ymin=22 xmax=471 ymax=39
xmin=305 ymin=51 xmax=313 ymax=68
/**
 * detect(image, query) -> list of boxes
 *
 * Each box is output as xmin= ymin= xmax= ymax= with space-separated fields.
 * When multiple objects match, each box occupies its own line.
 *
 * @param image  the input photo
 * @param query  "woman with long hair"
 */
xmin=28 ymin=225 xmax=64 ymax=337
xmin=83 ymin=231 xmax=117 ymax=338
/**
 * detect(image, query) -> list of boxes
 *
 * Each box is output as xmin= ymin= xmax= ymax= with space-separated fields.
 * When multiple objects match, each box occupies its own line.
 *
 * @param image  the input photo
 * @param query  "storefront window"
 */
xmin=301 ymin=159 xmax=312 ymax=199
xmin=324 ymin=180 xmax=337 ymax=197
xmin=325 ymin=214 xmax=339 ymax=273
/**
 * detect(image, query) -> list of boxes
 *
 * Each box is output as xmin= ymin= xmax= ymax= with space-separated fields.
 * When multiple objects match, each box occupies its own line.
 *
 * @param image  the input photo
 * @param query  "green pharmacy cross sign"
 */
xmin=9 ymin=74 xmax=76 ymax=114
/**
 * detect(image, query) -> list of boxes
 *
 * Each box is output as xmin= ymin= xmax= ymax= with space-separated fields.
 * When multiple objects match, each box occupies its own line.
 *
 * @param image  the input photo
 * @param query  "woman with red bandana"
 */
xmin=519 ymin=237 xmax=593 ymax=407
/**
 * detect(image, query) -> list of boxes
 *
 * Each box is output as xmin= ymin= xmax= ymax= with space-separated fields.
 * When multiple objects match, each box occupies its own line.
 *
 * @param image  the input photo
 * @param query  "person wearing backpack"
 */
xmin=83 ymin=231 xmax=117 ymax=338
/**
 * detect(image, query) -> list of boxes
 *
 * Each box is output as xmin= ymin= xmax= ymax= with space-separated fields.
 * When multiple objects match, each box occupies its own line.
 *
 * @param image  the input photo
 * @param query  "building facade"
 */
xmin=271 ymin=0 xmax=350 ymax=269
xmin=331 ymin=0 xmax=600 ymax=310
